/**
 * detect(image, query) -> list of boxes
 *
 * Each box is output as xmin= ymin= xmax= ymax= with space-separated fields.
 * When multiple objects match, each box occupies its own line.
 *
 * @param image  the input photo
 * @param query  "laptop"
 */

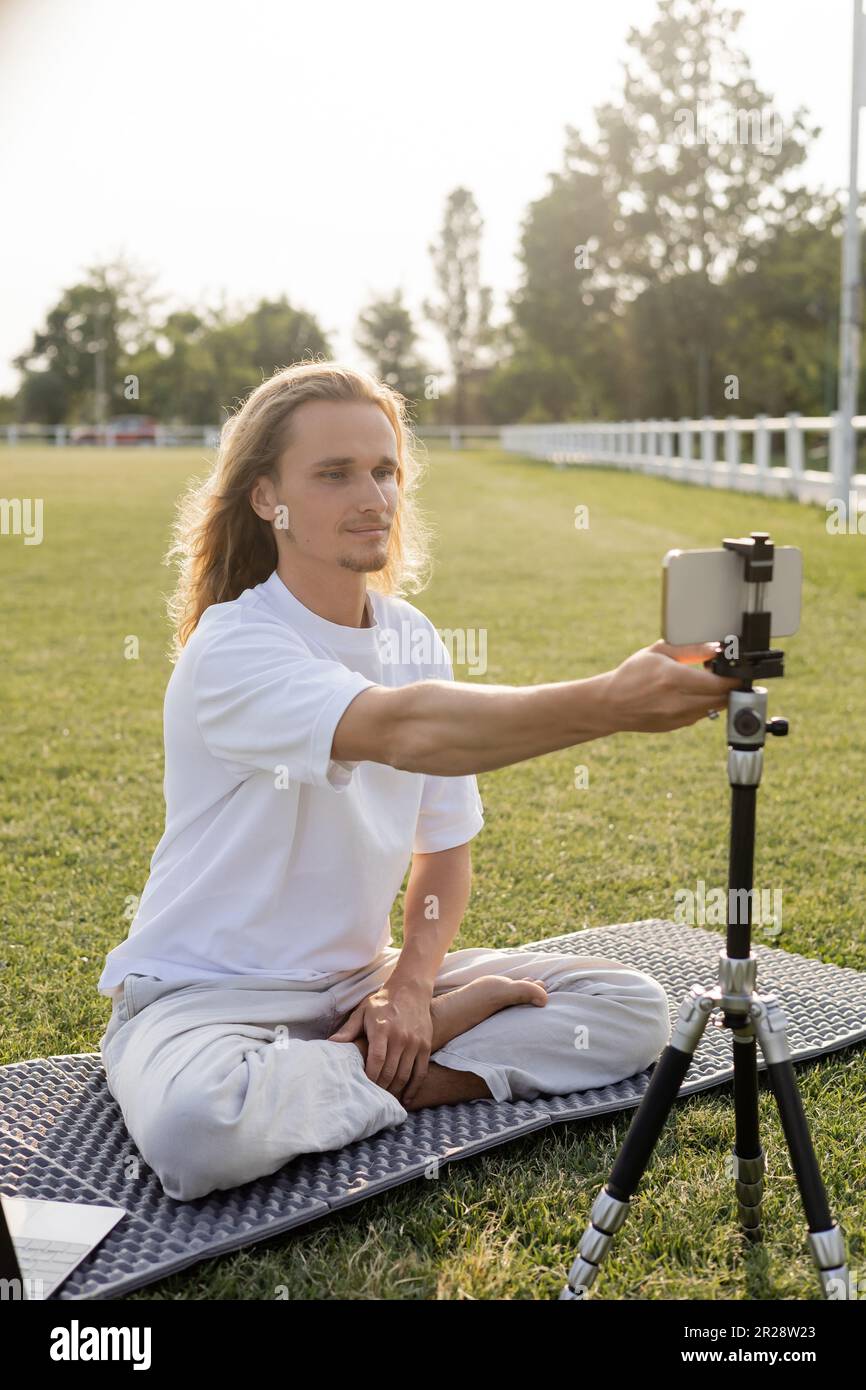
xmin=0 ymin=1191 xmax=126 ymax=1299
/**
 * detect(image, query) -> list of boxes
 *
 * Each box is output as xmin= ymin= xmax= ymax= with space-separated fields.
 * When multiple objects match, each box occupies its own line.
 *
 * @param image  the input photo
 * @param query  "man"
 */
xmin=98 ymin=361 xmax=739 ymax=1202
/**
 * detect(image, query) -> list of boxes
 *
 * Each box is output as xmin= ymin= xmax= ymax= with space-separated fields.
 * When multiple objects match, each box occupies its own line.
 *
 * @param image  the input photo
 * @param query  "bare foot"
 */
xmin=349 ymin=1037 xmax=494 ymax=1109
xmin=347 ymin=974 xmax=547 ymax=1108
xmin=347 ymin=975 xmax=547 ymax=1066
xmin=427 ymin=974 xmax=548 ymax=1052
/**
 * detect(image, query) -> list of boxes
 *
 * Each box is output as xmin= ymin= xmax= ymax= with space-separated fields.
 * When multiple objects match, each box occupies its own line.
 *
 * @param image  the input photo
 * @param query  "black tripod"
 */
xmin=560 ymin=533 xmax=848 ymax=1301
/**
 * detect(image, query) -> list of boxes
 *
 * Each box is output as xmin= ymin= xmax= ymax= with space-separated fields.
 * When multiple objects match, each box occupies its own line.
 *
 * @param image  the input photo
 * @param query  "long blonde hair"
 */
xmin=163 ymin=360 xmax=434 ymax=662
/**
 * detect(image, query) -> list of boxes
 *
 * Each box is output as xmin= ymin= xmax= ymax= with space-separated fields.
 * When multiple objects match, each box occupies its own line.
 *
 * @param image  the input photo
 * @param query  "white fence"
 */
xmin=501 ymin=414 xmax=866 ymax=506
xmin=5 ymin=417 xmax=866 ymax=506
xmin=0 ymin=423 xmax=500 ymax=449
xmin=0 ymin=423 xmax=221 ymax=447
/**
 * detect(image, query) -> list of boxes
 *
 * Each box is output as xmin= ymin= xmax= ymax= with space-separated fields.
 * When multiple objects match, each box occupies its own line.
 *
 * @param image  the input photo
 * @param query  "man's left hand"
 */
xmin=328 ymin=980 xmax=434 ymax=1100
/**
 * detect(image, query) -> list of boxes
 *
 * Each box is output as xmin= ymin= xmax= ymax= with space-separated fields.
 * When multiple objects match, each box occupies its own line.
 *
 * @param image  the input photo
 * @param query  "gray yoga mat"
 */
xmin=2 ymin=919 xmax=864 ymax=1300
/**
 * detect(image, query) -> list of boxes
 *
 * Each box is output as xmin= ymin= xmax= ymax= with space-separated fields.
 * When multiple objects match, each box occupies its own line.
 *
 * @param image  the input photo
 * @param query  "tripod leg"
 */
xmin=731 ymin=1028 xmax=765 ymax=1240
xmin=560 ymin=987 xmax=714 ymax=1299
xmin=751 ymin=996 xmax=849 ymax=1299
xmin=725 ymin=777 xmax=768 ymax=1239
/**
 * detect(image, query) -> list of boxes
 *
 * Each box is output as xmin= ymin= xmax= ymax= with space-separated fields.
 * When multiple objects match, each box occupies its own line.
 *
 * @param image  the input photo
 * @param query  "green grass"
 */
xmin=1 ymin=443 xmax=864 ymax=1300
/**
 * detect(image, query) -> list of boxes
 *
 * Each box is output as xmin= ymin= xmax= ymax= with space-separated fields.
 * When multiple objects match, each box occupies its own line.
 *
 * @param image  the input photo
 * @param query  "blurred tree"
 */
xmin=489 ymin=165 xmax=629 ymax=421
xmin=484 ymin=345 xmax=587 ymax=424
xmin=123 ymin=294 xmax=331 ymax=423
xmin=245 ymin=297 xmax=330 ymax=381
xmin=127 ymin=310 xmax=220 ymax=423
xmin=423 ymin=187 xmax=495 ymax=424
xmin=715 ymin=197 xmax=846 ymax=417
xmin=354 ymin=290 xmax=430 ymax=416
xmin=501 ymin=0 xmax=821 ymax=420
xmin=10 ymin=261 xmax=332 ymax=425
xmin=13 ymin=256 xmax=161 ymax=423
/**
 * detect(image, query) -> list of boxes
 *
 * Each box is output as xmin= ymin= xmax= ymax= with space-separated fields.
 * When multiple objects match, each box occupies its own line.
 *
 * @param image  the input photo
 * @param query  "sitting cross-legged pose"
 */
xmin=98 ymin=360 xmax=740 ymax=1202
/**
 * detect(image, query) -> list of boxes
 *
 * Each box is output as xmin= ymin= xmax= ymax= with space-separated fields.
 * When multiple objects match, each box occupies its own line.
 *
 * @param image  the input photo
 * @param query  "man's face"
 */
xmin=264 ymin=399 xmax=400 ymax=573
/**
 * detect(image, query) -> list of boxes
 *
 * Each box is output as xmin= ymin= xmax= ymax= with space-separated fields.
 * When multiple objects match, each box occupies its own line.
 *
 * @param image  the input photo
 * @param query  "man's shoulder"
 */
xmin=184 ymin=591 xmax=307 ymax=667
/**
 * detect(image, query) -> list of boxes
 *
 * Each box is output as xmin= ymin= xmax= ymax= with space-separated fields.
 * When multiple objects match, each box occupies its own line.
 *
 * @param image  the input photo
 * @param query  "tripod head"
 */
xmin=706 ymin=532 xmax=785 ymax=688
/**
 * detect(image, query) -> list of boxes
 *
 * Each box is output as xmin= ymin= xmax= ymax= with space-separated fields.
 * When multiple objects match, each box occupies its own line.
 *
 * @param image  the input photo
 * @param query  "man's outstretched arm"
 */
xmin=331 ymin=640 xmax=743 ymax=777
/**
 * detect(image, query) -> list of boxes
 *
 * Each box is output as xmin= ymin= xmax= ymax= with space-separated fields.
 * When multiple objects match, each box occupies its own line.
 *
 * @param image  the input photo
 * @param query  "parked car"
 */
xmin=70 ymin=415 xmax=159 ymax=445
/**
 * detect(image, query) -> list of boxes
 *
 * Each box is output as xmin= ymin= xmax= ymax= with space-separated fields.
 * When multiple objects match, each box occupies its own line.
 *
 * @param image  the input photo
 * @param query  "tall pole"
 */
xmin=93 ymin=300 xmax=109 ymax=437
xmin=838 ymin=0 xmax=863 ymax=488
xmin=94 ymin=321 xmax=106 ymax=428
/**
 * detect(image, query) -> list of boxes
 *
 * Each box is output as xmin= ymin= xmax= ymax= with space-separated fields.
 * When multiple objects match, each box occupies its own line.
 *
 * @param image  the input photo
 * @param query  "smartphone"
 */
xmin=662 ymin=545 xmax=803 ymax=645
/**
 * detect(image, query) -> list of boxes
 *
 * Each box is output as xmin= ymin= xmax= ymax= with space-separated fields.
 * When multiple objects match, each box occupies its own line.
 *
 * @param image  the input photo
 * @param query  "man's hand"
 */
xmin=328 ymin=980 xmax=434 ymax=1099
xmin=601 ymin=640 xmax=742 ymax=733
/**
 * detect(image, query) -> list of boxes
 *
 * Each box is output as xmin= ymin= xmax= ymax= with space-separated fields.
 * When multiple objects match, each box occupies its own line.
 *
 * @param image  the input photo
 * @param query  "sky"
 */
xmin=0 ymin=0 xmax=855 ymax=399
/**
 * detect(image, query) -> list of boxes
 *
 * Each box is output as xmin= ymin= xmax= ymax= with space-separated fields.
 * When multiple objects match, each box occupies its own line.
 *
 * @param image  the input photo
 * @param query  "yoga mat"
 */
xmin=1 ymin=920 xmax=864 ymax=1299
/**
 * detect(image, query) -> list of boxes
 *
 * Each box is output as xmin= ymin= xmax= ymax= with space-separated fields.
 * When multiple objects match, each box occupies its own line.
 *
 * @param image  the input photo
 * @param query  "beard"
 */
xmin=336 ymin=549 xmax=389 ymax=573
xmin=278 ymin=521 xmax=389 ymax=575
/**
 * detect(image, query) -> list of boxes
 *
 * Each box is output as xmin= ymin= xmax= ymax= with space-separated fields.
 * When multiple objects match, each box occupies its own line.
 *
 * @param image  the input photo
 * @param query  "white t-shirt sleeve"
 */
xmin=191 ymin=617 xmax=377 ymax=790
xmin=412 ymin=627 xmax=485 ymax=854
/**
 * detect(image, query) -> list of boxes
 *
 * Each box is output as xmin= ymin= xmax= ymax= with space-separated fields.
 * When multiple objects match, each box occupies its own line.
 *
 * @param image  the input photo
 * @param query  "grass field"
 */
xmin=1 ymin=443 xmax=864 ymax=1300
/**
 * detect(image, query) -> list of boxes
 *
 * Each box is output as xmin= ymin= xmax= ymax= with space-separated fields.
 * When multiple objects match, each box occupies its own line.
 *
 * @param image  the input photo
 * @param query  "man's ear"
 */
xmin=248 ymin=474 xmax=275 ymax=522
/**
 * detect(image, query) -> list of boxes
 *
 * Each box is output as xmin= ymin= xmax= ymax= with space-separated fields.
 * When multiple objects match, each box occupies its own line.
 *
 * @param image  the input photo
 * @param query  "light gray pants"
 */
xmin=99 ymin=943 xmax=671 ymax=1201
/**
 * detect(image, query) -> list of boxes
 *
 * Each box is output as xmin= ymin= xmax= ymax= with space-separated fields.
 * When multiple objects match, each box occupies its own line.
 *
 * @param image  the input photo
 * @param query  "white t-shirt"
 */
xmin=97 ymin=569 xmax=484 ymax=997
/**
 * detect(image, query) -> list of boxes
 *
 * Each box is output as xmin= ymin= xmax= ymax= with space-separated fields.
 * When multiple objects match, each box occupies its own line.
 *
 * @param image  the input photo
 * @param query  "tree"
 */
xmin=354 ymin=290 xmax=430 ymax=414
xmin=484 ymin=344 xmax=587 ymax=424
xmin=13 ymin=255 xmax=161 ymax=423
xmin=715 ymin=198 xmax=846 ymax=417
xmin=423 ymin=188 xmax=494 ymax=424
xmin=244 ymin=297 xmax=330 ymax=381
xmin=126 ymin=309 xmax=220 ymax=424
xmin=503 ymin=167 xmax=628 ymax=419
xmin=119 ymin=294 xmax=332 ymax=423
xmin=505 ymin=0 xmax=820 ymax=419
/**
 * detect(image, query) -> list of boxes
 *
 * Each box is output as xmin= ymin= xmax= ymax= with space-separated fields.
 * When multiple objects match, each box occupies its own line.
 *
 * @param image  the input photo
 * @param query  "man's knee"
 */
xmin=124 ymin=1037 xmax=406 ymax=1202
xmin=548 ymin=958 xmax=671 ymax=1056
xmin=626 ymin=972 xmax=672 ymax=1068
xmin=127 ymin=1075 xmax=246 ymax=1201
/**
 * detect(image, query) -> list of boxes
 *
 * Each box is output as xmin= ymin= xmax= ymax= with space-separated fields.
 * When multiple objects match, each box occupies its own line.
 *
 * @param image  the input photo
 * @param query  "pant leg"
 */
xmin=328 ymin=943 xmax=671 ymax=1103
xmin=427 ymin=946 xmax=672 ymax=1102
xmin=99 ymin=971 xmax=407 ymax=1202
